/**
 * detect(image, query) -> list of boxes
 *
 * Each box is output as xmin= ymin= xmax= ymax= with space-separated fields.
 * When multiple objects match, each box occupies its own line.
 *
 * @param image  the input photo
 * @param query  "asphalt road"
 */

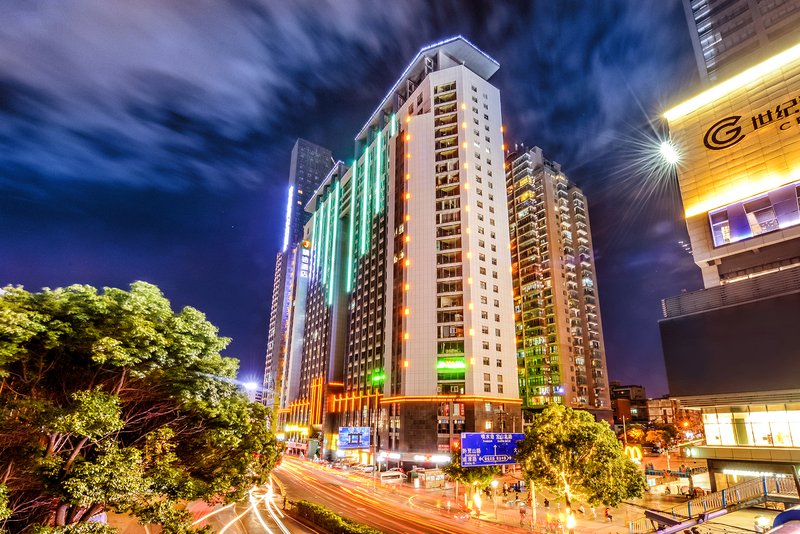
xmin=273 ymin=455 xmax=530 ymax=534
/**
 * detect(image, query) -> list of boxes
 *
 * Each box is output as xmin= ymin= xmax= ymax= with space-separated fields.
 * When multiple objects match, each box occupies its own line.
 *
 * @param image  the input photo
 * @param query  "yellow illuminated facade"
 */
xmin=665 ymin=40 xmax=800 ymax=287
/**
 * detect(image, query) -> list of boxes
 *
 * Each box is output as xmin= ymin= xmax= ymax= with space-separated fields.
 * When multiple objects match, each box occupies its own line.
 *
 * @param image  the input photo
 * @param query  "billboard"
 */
xmin=337 ymin=426 xmax=370 ymax=449
xmin=460 ymin=432 xmax=524 ymax=467
xmin=664 ymin=42 xmax=800 ymax=263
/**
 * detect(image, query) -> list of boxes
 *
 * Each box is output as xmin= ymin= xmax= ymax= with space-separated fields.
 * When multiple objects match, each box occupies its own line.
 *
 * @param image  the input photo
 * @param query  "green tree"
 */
xmin=0 ymin=282 xmax=279 ymax=533
xmin=441 ymin=451 xmax=500 ymax=508
xmin=517 ymin=405 xmax=645 ymax=508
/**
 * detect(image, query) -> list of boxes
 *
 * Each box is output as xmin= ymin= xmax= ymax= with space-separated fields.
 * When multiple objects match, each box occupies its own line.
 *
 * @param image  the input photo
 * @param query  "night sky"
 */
xmin=0 ymin=1 xmax=704 ymax=396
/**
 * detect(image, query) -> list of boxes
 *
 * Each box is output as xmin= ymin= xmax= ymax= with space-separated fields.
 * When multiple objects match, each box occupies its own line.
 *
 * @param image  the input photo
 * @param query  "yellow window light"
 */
xmin=403 ymin=360 xmax=410 ymax=368
xmin=469 ymin=328 xmax=474 ymax=336
xmin=405 ymin=214 xmax=411 ymax=221
xmin=405 ymin=173 xmax=411 ymax=180
xmin=468 ymin=302 xmax=474 ymax=310
xmin=403 ymin=332 xmax=410 ymax=340
xmin=404 ymin=283 xmax=410 ymax=291
xmin=404 ymin=235 xmax=410 ymax=243
xmin=464 ymin=183 xmax=470 ymax=190
xmin=404 ymin=308 xmax=410 ymax=316
xmin=664 ymin=41 xmax=800 ymax=121
xmin=405 ymin=192 xmax=411 ymax=200
xmin=404 ymin=258 xmax=411 ymax=267
xmin=405 ymin=133 xmax=411 ymax=141
xmin=467 ymin=277 xmax=473 ymax=284
xmin=461 ymin=103 xmax=466 ymax=110
xmin=461 ymin=121 xmax=467 ymax=129
xmin=464 ymin=162 xmax=469 ymax=169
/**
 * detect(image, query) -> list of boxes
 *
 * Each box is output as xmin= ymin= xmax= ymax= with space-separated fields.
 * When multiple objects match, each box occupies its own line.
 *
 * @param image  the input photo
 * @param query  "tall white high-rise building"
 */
xmin=281 ymin=37 xmax=521 ymax=461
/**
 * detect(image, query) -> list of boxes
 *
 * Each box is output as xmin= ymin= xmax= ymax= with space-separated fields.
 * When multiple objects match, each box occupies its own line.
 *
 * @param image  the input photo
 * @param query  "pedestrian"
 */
xmin=515 ymin=491 xmax=519 ymax=502
xmin=543 ymin=497 xmax=550 ymax=509
xmin=446 ymin=499 xmax=451 ymax=513
xmin=590 ymin=506 xmax=597 ymax=520
xmin=578 ymin=504 xmax=585 ymax=515
xmin=519 ymin=505 xmax=527 ymax=526
xmin=604 ymin=507 xmax=612 ymax=523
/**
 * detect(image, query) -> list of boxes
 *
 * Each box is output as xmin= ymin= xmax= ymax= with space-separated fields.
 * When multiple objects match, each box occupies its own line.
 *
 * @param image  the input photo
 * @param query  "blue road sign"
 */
xmin=337 ymin=426 xmax=370 ymax=449
xmin=460 ymin=432 xmax=524 ymax=467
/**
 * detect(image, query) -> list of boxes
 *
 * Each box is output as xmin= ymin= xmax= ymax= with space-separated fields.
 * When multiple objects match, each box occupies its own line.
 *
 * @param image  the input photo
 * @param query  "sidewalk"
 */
xmin=411 ymin=481 xmax=643 ymax=533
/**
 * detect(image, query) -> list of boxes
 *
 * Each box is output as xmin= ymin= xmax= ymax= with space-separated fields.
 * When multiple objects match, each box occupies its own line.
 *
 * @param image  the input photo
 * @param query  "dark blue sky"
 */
xmin=0 ymin=1 xmax=703 ymax=396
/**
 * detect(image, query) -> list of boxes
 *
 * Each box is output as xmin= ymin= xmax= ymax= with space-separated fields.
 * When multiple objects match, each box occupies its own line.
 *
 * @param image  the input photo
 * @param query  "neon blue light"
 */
xmin=346 ymin=164 xmax=355 ymax=292
xmin=281 ymin=185 xmax=294 ymax=252
xmin=360 ymin=147 xmax=370 ymax=255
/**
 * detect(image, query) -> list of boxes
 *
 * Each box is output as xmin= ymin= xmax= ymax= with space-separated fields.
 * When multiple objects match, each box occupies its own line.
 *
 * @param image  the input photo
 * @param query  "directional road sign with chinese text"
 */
xmin=460 ymin=432 xmax=524 ymax=467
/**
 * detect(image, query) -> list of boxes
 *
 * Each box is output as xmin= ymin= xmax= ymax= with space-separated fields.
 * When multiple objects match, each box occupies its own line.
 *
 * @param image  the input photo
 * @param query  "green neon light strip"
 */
xmin=374 ymin=131 xmax=382 ymax=215
xmin=390 ymin=113 xmax=397 ymax=137
xmin=321 ymin=193 xmax=330 ymax=285
xmin=346 ymin=164 xmax=355 ymax=292
xmin=309 ymin=211 xmax=318 ymax=275
xmin=360 ymin=146 xmax=370 ymax=255
xmin=436 ymin=359 xmax=466 ymax=370
xmin=327 ymin=182 xmax=340 ymax=305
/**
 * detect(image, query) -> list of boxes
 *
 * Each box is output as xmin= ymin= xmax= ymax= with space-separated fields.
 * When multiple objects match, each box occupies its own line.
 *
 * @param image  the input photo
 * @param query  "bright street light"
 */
xmin=243 ymin=381 xmax=259 ymax=391
xmin=659 ymin=140 xmax=679 ymax=165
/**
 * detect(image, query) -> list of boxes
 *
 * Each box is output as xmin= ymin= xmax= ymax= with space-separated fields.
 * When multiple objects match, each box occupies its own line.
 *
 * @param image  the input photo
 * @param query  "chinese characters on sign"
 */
xmin=703 ymin=95 xmax=800 ymax=150
xmin=460 ymin=432 xmax=524 ymax=467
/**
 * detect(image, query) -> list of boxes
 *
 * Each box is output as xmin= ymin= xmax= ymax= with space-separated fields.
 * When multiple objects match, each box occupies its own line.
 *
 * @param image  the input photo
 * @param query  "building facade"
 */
xmin=263 ymin=139 xmax=332 ymax=414
xmin=661 ymin=41 xmax=800 ymax=492
xmin=610 ymin=382 xmax=649 ymax=426
xmin=506 ymin=146 xmax=612 ymax=422
xmin=281 ymin=37 xmax=522 ymax=464
xmin=682 ymin=0 xmax=800 ymax=84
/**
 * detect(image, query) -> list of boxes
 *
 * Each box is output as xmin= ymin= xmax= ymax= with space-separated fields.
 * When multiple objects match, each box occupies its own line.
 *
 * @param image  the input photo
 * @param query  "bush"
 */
xmin=295 ymin=501 xmax=381 ymax=534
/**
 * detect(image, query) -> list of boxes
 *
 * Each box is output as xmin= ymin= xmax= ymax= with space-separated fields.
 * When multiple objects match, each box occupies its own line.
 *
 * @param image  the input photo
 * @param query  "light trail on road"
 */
xmin=274 ymin=455 xmax=519 ymax=534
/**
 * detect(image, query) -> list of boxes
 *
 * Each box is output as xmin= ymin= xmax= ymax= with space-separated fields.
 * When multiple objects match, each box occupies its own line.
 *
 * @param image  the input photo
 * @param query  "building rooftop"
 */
xmin=355 ymin=35 xmax=500 ymax=141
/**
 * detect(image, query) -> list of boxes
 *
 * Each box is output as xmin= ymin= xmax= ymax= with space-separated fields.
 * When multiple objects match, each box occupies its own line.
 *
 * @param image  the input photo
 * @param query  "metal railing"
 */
xmin=628 ymin=476 xmax=799 ymax=533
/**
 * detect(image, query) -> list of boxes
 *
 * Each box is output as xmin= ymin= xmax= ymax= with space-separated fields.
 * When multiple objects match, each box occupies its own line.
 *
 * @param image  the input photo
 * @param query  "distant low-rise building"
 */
xmin=610 ymin=382 xmax=649 ymax=425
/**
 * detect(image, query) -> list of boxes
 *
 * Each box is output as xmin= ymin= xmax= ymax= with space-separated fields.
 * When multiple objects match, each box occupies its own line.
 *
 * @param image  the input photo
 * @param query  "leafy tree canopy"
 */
xmin=441 ymin=451 xmax=500 ymax=491
xmin=517 ymin=405 xmax=645 ymax=507
xmin=0 ymin=282 xmax=278 ymax=533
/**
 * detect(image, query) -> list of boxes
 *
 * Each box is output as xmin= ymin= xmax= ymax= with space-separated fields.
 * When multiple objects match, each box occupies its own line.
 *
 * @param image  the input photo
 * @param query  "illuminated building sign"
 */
xmin=436 ymin=358 xmax=466 ymax=370
xmin=664 ymin=41 xmax=800 ymax=221
xmin=337 ymin=426 xmax=370 ymax=449
xmin=460 ymin=432 xmax=524 ymax=467
xmin=624 ymin=445 xmax=643 ymax=463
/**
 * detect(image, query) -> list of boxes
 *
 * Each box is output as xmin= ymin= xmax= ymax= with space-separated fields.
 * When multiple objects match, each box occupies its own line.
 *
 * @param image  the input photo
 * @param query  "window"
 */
xmin=481 ymin=311 xmax=489 ymax=319
xmin=479 ymin=240 xmax=485 ymax=248
xmin=483 ymin=373 xmax=490 ymax=381
xmin=477 ymin=201 xmax=484 ymax=209
xmin=497 ymin=374 xmax=503 ymax=382
xmin=477 ymin=188 xmax=483 ymax=196
xmin=472 ymin=96 xmax=478 ymax=103
xmin=496 ymin=343 xmax=502 ymax=351
xmin=492 ymin=271 xmax=498 ymax=279
xmin=496 ymin=359 xmax=502 ymax=367
xmin=498 ymin=384 xmax=504 ymax=394
xmin=488 ymin=194 xmax=494 ymax=201
xmin=417 ymin=94 xmax=423 ymax=105
xmin=484 ymin=383 xmax=491 ymax=393
xmin=493 ymin=285 xmax=499 ymax=293
xmin=494 ymin=299 xmax=499 ymax=307
xmin=478 ymin=226 xmax=485 ymax=235
xmin=489 ymin=206 xmax=495 ymax=213
xmin=483 ymin=357 xmax=490 ymax=365
xmin=490 ymin=231 xmax=496 ymax=239
xmin=491 ymin=258 xmax=497 ymax=265
xmin=471 ymin=85 xmax=477 ymax=92
xmin=495 ymin=313 xmax=500 ymax=322
xmin=479 ymin=253 xmax=486 ymax=261
xmin=479 ymin=281 xmax=487 ymax=289
xmin=478 ymin=214 xmax=484 ymax=221
xmin=484 ymin=114 xmax=489 ymax=120
xmin=482 ymin=326 xmax=489 ymax=334
xmin=480 ymin=267 xmax=487 ymax=275
xmin=491 ymin=244 xmax=496 ymax=252
xmin=495 ymin=328 xmax=501 ymax=336
xmin=490 ymin=218 xmax=495 ymax=226
xmin=480 ymin=296 xmax=488 ymax=304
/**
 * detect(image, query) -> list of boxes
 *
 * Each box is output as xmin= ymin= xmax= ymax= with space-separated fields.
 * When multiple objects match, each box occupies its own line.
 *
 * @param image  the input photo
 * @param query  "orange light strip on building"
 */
xmin=380 ymin=395 xmax=522 ymax=405
xmin=664 ymin=41 xmax=800 ymax=122
xmin=328 ymin=390 xmax=383 ymax=413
